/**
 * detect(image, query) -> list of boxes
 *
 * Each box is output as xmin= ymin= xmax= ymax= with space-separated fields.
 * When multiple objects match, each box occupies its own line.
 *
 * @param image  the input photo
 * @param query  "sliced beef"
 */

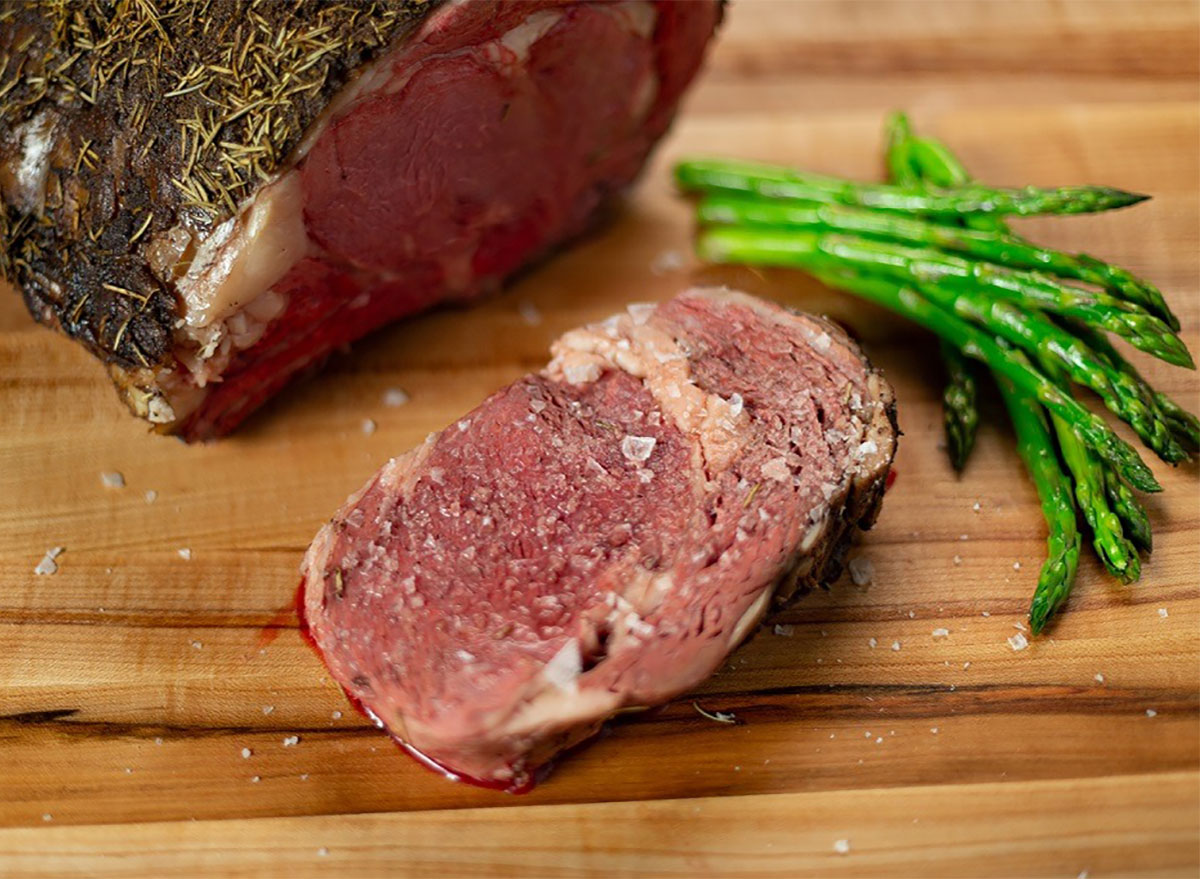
xmin=301 ymin=287 xmax=898 ymax=789
xmin=0 ymin=1 xmax=721 ymax=439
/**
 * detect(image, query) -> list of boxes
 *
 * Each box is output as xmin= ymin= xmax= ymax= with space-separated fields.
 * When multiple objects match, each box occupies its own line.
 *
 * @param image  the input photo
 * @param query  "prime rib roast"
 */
xmin=301 ymin=288 xmax=898 ymax=789
xmin=0 ymin=0 xmax=722 ymax=439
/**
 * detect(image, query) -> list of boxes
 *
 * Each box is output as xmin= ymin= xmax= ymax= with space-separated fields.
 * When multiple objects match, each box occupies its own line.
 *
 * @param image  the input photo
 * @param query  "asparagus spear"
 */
xmin=699 ymin=226 xmax=1193 ymax=368
xmin=1103 ymin=465 xmax=1153 ymax=553
xmin=1045 ymin=400 xmax=1142 ymax=584
xmin=995 ymin=376 xmax=1082 ymax=632
xmin=1067 ymin=318 xmax=1200 ymax=452
xmin=760 ymin=263 xmax=1162 ymax=493
xmin=883 ymin=114 xmax=981 ymax=473
xmin=697 ymin=194 xmax=1176 ymax=327
xmin=675 ymin=157 xmax=1149 ymax=218
xmin=939 ymin=340 xmax=980 ymax=472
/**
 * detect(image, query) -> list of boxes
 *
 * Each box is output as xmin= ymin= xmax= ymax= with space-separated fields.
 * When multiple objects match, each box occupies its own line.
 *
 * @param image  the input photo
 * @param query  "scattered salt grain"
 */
xmin=241 ymin=748 xmax=252 ymax=759
xmin=953 ymin=555 xmax=963 ymax=566
xmin=650 ymin=249 xmax=684 ymax=275
xmin=868 ymin=638 xmax=878 ymax=649
xmin=981 ymin=611 xmax=991 ymax=618
xmin=1157 ymin=607 xmax=1168 ymax=618
xmin=972 ymin=502 xmax=980 ymax=512
xmin=891 ymin=641 xmax=901 ymax=652
xmin=773 ymin=624 xmax=795 ymax=637
xmin=1013 ymin=561 xmax=1021 ymax=571
xmin=250 ymin=776 xmax=260 ymax=783
xmin=864 ymin=731 xmax=871 ymax=738
xmin=833 ymin=839 xmax=850 ymax=855
xmin=930 ymin=727 xmax=939 ymax=734
xmin=300 ymin=774 xmax=309 ymax=781
xmin=626 ymin=303 xmax=656 ymax=325
xmin=1145 ymin=709 xmax=1157 ymax=718
xmin=262 ymin=706 xmax=275 ymax=716
xmin=154 ymin=737 xmax=163 ymax=746
xmin=331 ymin=711 xmax=342 ymax=720
xmin=875 ymin=737 xmax=883 ymax=744
xmin=100 ymin=471 xmax=125 ymax=489
xmin=932 ymin=628 xmax=950 ymax=639
xmin=1094 ymin=673 xmax=1105 ymax=684
xmin=191 ymin=640 xmax=202 ymax=650
xmin=34 ymin=546 xmax=64 ymax=576
xmin=621 ymin=435 xmax=656 ymax=463
xmin=518 ymin=301 xmax=542 ymax=325
xmin=177 ymin=547 xmax=192 ymax=560
xmin=317 ymin=848 xmax=329 ymax=858
xmin=144 ymin=490 xmax=158 ymax=503
xmin=1008 ymin=632 xmax=1029 ymax=652
xmin=959 ymin=533 xmax=969 ymax=541
xmin=383 ymin=387 xmax=410 ymax=408
xmin=848 ymin=556 xmax=874 ymax=586
xmin=963 ymin=662 xmax=971 ymax=669
xmin=1013 ymin=621 xmax=1026 ymax=631
xmin=361 ymin=418 xmax=376 ymax=436
xmin=282 ymin=736 xmax=299 ymax=747
xmin=42 ymin=813 xmax=52 ymax=822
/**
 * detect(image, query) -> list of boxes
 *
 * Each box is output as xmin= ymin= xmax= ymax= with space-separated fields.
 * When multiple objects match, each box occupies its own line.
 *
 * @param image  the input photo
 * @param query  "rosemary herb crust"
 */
xmin=0 ymin=0 xmax=430 ymax=370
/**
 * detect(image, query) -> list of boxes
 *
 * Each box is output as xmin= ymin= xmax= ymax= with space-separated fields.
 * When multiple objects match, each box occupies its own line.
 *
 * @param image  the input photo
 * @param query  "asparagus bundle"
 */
xmin=674 ymin=117 xmax=1196 ymax=632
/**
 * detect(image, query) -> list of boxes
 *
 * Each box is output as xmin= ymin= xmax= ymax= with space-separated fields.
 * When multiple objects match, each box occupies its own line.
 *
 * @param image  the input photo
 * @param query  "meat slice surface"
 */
xmin=301 ymin=287 xmax=898 ymax=789
xmin=0 ymin=0 xmax=721 ymax=439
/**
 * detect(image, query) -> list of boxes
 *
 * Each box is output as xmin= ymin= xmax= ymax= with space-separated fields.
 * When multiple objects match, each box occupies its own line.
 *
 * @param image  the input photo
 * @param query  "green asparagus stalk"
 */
xmin=698 ymin=226 xmax=1193 ymax=368
xmin=939 ymin=340 xmax=980 ymax=472
xmin=675 ymin=157 xmax=1150 ymax=218
xmin=995 ymin=376 xmax=1082 ymax=632
xmin=697 ymin=194 xmax=1176 ymax=327
xmin=763 ymin=263 xmax=1162 ymax=493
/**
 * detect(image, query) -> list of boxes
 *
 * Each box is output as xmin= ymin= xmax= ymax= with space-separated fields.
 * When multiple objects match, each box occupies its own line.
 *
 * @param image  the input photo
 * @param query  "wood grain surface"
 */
xmin=1 ymin=1 xmax=1198 ymax=876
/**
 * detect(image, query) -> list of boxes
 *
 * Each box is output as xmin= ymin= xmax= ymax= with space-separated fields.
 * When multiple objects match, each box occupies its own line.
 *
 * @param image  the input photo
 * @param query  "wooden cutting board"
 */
xmin=1 ymin=2 xmax=1197 ymax=876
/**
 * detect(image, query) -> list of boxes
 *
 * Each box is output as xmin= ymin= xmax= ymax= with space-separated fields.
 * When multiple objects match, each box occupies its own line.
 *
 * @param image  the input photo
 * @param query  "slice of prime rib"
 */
xmin=301 ymin=287 xmax=898 ymax=790
xmin=0 ymin=1 xmax=721 ymax=440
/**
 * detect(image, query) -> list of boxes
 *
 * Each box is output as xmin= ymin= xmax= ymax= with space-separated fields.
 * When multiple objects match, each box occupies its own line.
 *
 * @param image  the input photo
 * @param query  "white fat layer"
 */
xmin=177 ymin=173 xmax=309 ymax=330
xmin=12 ymin=110 xmax=56 ymax=213
xmin=542 ymin=639 xmax=582 ymax=693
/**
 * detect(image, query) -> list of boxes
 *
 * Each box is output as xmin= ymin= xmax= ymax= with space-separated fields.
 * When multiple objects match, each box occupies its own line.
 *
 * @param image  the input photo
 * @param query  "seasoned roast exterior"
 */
xmin=0 ymin=1 xmax=721 ymax=438
xmin=301 ymin=288 xmax=898 ymax=789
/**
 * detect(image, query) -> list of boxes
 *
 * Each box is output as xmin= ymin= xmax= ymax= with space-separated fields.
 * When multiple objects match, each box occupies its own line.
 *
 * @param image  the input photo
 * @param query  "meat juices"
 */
xmin=301 ymin=288 xmax=898 ymax=789
xmin=0 ymin=1 xmax=722 ymax=439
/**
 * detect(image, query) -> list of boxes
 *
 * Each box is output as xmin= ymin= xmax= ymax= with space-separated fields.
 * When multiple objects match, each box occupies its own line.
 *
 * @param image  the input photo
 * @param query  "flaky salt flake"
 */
xmin=1157 ymin=607 xmax=1168 ymax=618
xmin=1013 ymin=561 xmax=1021 ymax=571
xmin=868 ymin=638 xmax=877 ymax=649
xmin=727 ymin=392 xmax=744 ymax=417
xmin=177 ymin=547 xmax=192 ymax=560
xmin=282 ymin=735 xmax=299 ymax=747
xmin=1013 ymin=621 xmax=1026 ymax=631
xmin=626 ymin=302 xmax=656 ymax=325
xmin=932 ymin=628 xmax=950 ymax=639
xmin=331 ymin=711 xmax=342 ymax=720
xmin=250 ymin=776 xmax=261 ymax=783
xmin=773 ymin=624 xmax=795 ymax=637
xmin=144 ymin=490 xmax=158 ymax=503
xmin=517 ymin=301 xmax=542 ymax=325
xmin=34 ymin=546 xmax=64 ymax=576
xmin=42 ymin=813 xmax=52 ymax=822
xmin=100 ymin=471 xmax=126 ymax=488
xmin=361 ymin=418 xmax=377 ymax=436
xmin=833 ymin=839 xmax=850 ymax=855
xmin=650 ymin=249 xmax=684 ymax=275
xmin=891 ymin=640 xmax=901 ymax=652
xmin=241 ymin=748 xmax=252 ymax=759
xmin=563 ymin=360 xmax=601 ymax=385
xmin=811 ymin=331 xmax=832 ymax=353
xmin=856 ymin=439 xmax=877 ymax=457
xmin=848 ymin=556 xmax=873 ymax=586
xmin=972 ymin=502 xmax=980 ymax=512
xmin=1008 ymin=632 xmax=1029 ymax=652
xmin=953 ymin=555 xmax=963 ymax=566
xmin=382 ymin=388 xmax=410 ymax=408
xmin=543 ymin=639 xmax=581 ymax=692
xmin=621 ymin=435 xmax=656 ymax=463
xmin=760 ymin=456 xmax=791 ymax=482
xmin=1145 ymin=708 xmax=1157 ymax=718
xmin=1094 ymin=673 xmax=1105 ymax=684
xmin=262 ymin=706 xmax=274 ymax=716
xmin=930 ymin=727 xmax=939 ymax=734
xmin=317 ymin=847 xmax=329 ymax=857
